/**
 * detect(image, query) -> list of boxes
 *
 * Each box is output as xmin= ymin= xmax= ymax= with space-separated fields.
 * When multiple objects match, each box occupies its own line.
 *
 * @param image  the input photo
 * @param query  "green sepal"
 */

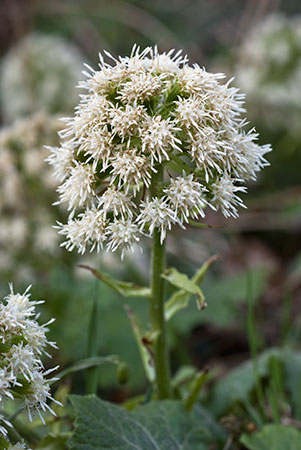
xmin=78 ymin=265 xmax=151 ymax=298
xmin=164 ymin=255 xmax=218 ymax=321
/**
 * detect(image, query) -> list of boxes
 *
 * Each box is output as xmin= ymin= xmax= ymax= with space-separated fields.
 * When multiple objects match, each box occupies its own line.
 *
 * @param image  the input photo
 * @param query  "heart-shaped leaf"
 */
xmin=68 ymin=395 xmax=225 ymax=450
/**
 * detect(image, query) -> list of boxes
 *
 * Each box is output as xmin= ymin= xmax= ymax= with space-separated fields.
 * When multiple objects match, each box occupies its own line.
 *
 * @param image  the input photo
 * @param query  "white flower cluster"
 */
xmin=236 ymin=13 xmax=301 ymax=130
xmin=0 ymin=33 xmax=84 ymax=121
xmin=0 ymin=285 xmax=60 ymax=444
xmin=49 ymin=45 xmax=270 ymax=258
xmin=0 ymin=113 xmax=70 ymax=281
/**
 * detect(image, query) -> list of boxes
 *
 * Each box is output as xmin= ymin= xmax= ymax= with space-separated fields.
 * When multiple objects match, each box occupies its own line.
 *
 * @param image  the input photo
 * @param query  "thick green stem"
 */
xmin=150 ymin=170 xmax=172 ymax=398
xmin=150 ymin=230 xmax=172 ymax=398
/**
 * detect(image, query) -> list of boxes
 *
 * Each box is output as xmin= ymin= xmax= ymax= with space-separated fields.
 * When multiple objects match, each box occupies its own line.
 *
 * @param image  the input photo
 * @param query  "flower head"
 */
xmin=50 ymin=45 xmax=270 ymax=256
xmin=0 ymin=285 xmax=61 ymax=440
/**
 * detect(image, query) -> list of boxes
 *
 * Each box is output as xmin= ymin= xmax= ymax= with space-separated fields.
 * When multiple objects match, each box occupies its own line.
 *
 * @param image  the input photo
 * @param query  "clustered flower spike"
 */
xmin=49 ymin=45 xmax=271 ymax=258
xmin=0 ymin=285 xmax=61 ymax=444
xmin=235 ymin=13 xmax=301 ymax=130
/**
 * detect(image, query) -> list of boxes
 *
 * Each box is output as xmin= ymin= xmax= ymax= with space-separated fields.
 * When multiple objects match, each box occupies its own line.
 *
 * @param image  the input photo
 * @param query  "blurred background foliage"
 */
xmin=0 ymin=0 xmax=300 ymax=422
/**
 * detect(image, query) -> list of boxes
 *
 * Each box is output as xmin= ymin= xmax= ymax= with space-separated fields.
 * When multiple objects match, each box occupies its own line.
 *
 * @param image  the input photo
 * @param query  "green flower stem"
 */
xmin=150 ymin=170 xmax=172 ymax=399
xmin=150 ymin=229 xmax=172 ymax=398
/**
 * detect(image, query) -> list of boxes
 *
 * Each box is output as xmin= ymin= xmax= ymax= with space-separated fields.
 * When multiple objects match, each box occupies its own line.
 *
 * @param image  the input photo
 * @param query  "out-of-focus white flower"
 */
xmin=0 ymin=33 xmax=84 ymax=121
xmin=0 ymin=112 xmax=69 ymax=281
xmin=235 ymin=13 xmax=301 ymax=130
xmin=0 ymin=218 xmax=28 ymax=248
xmin=34 ymin=219 xmax=60 ymax=255
xmin=49 ymin=45 xmax=270 ymax=257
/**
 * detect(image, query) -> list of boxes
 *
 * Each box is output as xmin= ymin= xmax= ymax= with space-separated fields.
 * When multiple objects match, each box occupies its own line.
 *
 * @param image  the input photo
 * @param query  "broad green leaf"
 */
xmin=240 ymin=425 xmax=301 ymax=450
xmin=208 ymin=348 xmax=281 ymax=416
xmin=78 ymin=265 xmax=151 ymax=298
xmin=164 ymin=255 xmax=218 ymax=321
xmin=68 ymin=395 xmax=225 ymax=450
xmin=37 ymin=433 xmax=70 ymax=450
xmin=53 ymin=356 xmax=120 ymax=383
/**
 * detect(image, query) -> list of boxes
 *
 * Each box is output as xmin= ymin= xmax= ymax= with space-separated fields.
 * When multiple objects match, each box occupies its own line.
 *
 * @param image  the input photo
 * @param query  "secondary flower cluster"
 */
xmin=0 ymin=33 xmax=84 ymax=122
xmin=49 ymin=45 xmax=271 ymax=258
xmin=236 ymin=13 xmax=301 ymax=131
xmin=0 ymin=112 xmax=71 ymax=282
xmin=0 ymin=285 xmax=61 ymax=444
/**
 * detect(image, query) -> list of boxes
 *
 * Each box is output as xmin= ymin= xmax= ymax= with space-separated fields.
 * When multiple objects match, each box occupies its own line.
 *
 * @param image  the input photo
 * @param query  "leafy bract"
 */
xmin=170 ymin=263 xmax=271 ymax=333
xmin=162 ymin=267 xmax=205 ymax=305
xmin=68 ymin=395 xmax=225 ymax=450
xmin=164 ymin=255 xmax=218 ymax=321
xmin=240 ymin=425 xmax=301 ymax=450
xmin=78 ymin=265 xmax=151 ymax=298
